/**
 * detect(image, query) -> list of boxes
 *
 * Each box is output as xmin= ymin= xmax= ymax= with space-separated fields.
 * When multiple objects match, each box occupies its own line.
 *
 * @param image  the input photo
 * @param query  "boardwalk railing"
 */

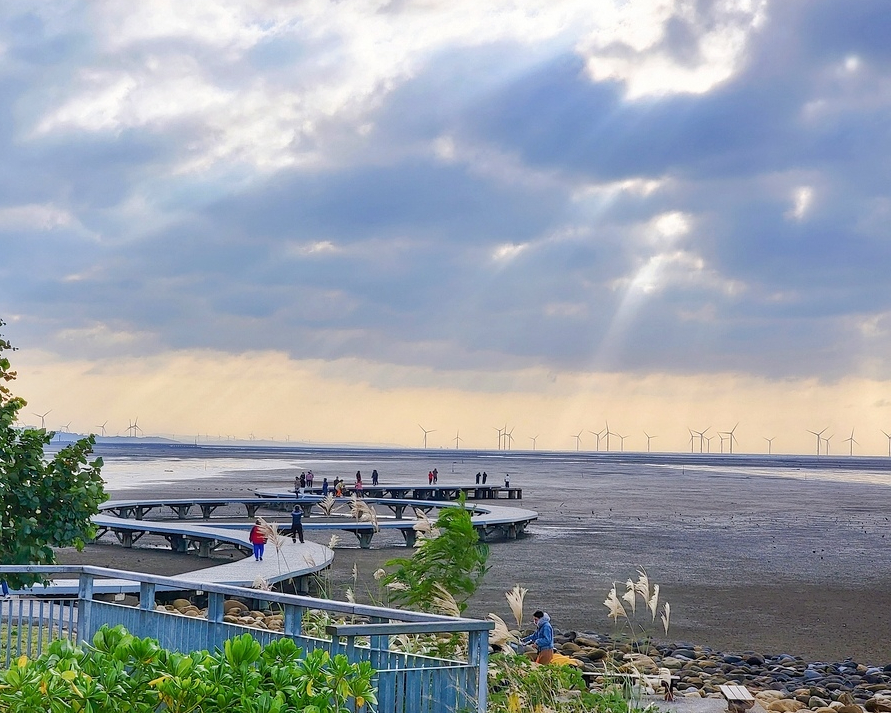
xmin=0 ymin=565 xmax=493 ymax=713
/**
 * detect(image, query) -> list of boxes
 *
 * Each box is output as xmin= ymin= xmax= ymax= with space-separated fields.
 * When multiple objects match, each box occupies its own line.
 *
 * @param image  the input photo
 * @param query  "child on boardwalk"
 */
xmin=249 ymin=519 xmax=267 ymax=561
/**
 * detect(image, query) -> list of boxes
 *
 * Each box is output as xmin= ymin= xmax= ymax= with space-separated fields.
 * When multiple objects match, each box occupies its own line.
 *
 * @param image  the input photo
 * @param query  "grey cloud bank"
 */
xmin=2 ymin=0 xmax=890 ymax=386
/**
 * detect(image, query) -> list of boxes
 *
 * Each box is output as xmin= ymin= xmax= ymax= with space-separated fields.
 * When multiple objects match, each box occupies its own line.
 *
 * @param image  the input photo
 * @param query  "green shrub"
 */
xmin=0 ymin=625 xmax=376 ymax=713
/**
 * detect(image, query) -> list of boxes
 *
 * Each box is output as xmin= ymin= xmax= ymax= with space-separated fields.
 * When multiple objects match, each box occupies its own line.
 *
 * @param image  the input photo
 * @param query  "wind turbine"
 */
xmin=617 ymin=433 xmax=628 ymax=452
xmin=96 ymin=420 xmax=108 ymax=436
xmin=418 ymin=424 xmax=435 ymax=449
xmin=571 ymin=431 xmax=582 ymax=451
xmin=704 ymin=434 xmax=713 ymax=453
xmin=764 ymin=436 xmax=775 ymax=454
xmin=453 ymin=430 xmax=462 ymax=449
xmin=61 ymin=421 xmax=72 ymax=433
xmin=33 ymin=410 xmax=52 ymax=429
xmin=603 ymin=422 xmax=613 ymax=451
xmin=882 ymin=430 xmax=891 ymax=457
xmin=806 ymin=428 xmax=827 ymax=455
xmin=504 ymin=427 xmax=515 ymax=451
xmin=843 ymin=428 xmax=858 ymax=456
xmin=644 ymin=432 xmax=656 ymax=453
xmin=588 ymin=429 xmax=605 ymax=451
xmin=823 ymin=433 xmax=833 ymax=455
xmin=126 ymin=418 xmax=142 ymax=437
xmin=720 ymin=422 xmax=739 ymax=454
xmin=529 ymin=435 xmax=538 ymax=451
xmin=691 ymin=427 xmax=709 ymax=453
xmin=688 ymin=429 xmax=696 ymax=453
xmin=493 ymin=426 xmax=504 ymax=450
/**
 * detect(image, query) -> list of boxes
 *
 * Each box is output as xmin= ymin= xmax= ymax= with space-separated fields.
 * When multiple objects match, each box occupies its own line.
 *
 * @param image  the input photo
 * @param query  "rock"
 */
xmin=839 ymin=695 xmax=858 ymax=706
xmin=584 ymin=648 xmax=608 ymax=661
xmin=768 ymin=700 xmax=807 ymax=712
xmin=662 ymin=657 xmax=684 ymax=670
xmin=757 ymin=691 xmax=787 ymax=704
xmin=810 ymin=697 xmax=830 ymax=708
xmin=574 ymin=636 xmax=600 ymax=648
xmin=864 ymin=698 xmax=891 ymax=713
xmin=836 ymin=705 xmax=864 ymax=713
xmin=748 ymin=655 xmax=766 ymax=666
xmin=814 ymin=708 xmax=837 ymax=713
xmin=172 ymin=598 xmax=192 ymax=612
xmin=561 ymin=642 xmax=581 ymax=653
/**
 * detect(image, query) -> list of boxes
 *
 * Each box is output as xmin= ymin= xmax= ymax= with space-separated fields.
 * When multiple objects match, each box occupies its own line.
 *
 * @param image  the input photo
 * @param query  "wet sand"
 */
xmin=62 ymin=452 xmax=891 ymax=665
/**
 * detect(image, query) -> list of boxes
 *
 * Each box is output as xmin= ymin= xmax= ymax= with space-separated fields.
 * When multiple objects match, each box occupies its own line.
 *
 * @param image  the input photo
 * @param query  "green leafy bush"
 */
xmin=0 ymin=625 xmax=376 ymax=713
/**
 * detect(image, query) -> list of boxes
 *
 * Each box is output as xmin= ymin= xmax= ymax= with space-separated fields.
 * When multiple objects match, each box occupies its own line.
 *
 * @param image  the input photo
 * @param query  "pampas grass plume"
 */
xmin=488 ymin=613 xmax=519 ymax=647
xmin=604 ymin=584 xmax=627 ymax=622
xmin=661 ymin=602 xmax=671 ymax=634
xmin=505 ymin=584 xmax=527 ymax=628
xmin=430 ymin=583 xmax=461 ymax=617
xmin=648 ymin=584 xmax=660 ymax=621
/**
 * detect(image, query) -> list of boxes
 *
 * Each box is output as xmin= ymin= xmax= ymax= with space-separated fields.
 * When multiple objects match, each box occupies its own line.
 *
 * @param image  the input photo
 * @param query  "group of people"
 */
xmin=294 ymin=469 xmax=381 ymax=498
xmin=427 ymin=468 xmax=438 ymax=484
xmin=247 ymin=504 xmax=307 ymax=560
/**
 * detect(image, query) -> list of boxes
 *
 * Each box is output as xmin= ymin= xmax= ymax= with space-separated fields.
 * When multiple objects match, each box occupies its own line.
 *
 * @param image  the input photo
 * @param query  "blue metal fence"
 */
xmin=0 ymin=566 xmax=492 ymax=713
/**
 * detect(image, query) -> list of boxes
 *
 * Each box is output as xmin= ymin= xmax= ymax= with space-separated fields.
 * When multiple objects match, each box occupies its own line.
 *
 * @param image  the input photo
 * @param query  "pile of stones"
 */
xmin=158 ymin=597 xmax=287 ymax=631
xmin=545 ymin=630 xmax=891 ymax=713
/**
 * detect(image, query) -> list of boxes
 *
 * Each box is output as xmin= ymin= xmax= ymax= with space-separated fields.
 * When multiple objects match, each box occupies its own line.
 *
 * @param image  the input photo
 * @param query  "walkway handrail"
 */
xmin=0 ymin=565 xmax=492 ymax=713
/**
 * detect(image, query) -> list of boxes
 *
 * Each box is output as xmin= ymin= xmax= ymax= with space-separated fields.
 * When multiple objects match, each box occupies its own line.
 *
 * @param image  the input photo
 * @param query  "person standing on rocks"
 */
xmin=520 ymin=610 xmax=554 ymax=665
xmin=288 ymin=505 xmax=305 ymax=544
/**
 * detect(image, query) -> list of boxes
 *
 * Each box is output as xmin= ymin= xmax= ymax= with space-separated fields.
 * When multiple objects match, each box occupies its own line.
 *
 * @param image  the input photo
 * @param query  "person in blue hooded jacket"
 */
xmin=520 ymin=610 xmax=554 ymax=664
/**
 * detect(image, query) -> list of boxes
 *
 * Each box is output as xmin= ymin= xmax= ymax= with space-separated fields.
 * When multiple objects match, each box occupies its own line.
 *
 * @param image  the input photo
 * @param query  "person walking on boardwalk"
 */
xmin=504 ymin=473 xmax=510 ymax=488
xmin=355 ymin=470 xmax=362 ymax=484
xmin=432 ymin=468 xmax=438 ymax=484
xmin=521 ymin=610 xmax=554 ymax=665
xmin=321 ymin=477 xmax=329 ymax=496
xmin=428 ymin=470 xmax=434 ymax=485
xmin=288 ymin=505 xmax=304 ymax=544
xmin=371 ymin=469 xmax=379 ymax=486
xmin=249 ymin=519 xmax=267 ymax=561
xmin=306 ymin=470 xmax=314 ymax=489
xmin=482 ymin=471 xmax=488 ymax=484
xmin=475 ymin=472 xmax=481 ymax=484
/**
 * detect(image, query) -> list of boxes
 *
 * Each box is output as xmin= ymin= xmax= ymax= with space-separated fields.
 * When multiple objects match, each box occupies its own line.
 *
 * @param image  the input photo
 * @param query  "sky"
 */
xmin=2 ymin=0 xmax=891 ymax=454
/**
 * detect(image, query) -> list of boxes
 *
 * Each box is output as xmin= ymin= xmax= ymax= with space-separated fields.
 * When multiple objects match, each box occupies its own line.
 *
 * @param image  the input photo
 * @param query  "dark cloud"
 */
xmin=2 ymin=1 xmax=891 ymax=381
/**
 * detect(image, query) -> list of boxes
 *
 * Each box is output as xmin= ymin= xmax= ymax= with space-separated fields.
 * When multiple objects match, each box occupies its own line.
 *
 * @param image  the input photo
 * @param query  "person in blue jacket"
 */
xmin=520 ymin=610 xmax=554 ymax=664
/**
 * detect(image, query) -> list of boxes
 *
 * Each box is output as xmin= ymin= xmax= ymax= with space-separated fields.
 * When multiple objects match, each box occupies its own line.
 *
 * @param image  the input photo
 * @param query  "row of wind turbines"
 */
xmin=418 ymin=422 xmax=891 ymax=456
xmin=30 ymin=410 xmax=143 ymax=438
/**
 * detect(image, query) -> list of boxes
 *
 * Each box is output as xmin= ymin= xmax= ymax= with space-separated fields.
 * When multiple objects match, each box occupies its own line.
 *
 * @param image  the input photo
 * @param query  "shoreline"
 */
xmin=58 ymin=453 xmax=891 ymax=666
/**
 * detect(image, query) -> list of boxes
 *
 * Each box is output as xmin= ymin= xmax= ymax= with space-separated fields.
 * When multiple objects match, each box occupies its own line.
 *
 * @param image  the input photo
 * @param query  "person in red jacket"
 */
xmin=249 ymin=519 xmax=266 ymax=561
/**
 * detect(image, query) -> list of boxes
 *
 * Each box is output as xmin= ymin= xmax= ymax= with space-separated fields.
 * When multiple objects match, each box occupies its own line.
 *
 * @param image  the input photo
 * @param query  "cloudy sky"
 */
xmin=2 ymin=0 xmax=891 ymax=454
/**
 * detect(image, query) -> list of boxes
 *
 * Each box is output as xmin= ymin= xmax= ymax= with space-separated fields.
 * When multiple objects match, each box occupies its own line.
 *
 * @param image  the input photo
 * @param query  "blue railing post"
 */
xmin=139 ymin=581 xmax=156 ymax=610
xmin=77 ymin=572 xmax=95 ymax=645
xmin=468 ymin=629 xmax=489 ymax=712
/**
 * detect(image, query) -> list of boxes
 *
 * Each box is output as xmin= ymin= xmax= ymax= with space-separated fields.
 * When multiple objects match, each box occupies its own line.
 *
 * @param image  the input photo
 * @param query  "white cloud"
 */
xmin=788 ymin=186 xmax=813 ymax=221
xmin=0 ymin=203 xmax=76 ymax=231
xmin=492 ymin=243 xmax=527 ymax=262
xmin=578 ymin=0 xmax=767 ymax=99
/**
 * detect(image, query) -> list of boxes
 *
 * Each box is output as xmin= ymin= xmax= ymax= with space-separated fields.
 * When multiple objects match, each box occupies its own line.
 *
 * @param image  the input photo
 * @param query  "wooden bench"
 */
xmin=719 ymin=684 xmax=755 ymax=713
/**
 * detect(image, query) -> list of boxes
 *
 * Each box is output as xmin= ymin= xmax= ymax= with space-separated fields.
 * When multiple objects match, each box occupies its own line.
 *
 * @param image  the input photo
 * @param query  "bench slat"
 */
xmin=719 ymin=684 xmax=754 ymax=701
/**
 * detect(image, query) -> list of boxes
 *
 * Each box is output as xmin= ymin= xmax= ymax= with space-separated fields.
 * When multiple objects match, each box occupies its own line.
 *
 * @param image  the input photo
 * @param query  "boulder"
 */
xmin=767 ymin=699 xmax=807 ymax=712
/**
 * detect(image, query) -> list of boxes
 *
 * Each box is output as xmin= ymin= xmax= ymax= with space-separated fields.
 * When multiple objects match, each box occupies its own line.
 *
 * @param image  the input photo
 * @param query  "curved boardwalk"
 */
xmin=65 ymin=493 xmax=537 ymax=595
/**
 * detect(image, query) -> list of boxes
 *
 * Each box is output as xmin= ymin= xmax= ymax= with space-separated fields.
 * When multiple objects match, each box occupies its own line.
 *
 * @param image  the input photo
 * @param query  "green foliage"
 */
xmin=0 ymin=321 xmax=108 ymax=589
xmin=487 ymin=652 xmax=658 ymax=713
xmin=0 ymin=625 xmax=378 ymax=713
xmin=383 ymin=495 xmax=489 ymax=613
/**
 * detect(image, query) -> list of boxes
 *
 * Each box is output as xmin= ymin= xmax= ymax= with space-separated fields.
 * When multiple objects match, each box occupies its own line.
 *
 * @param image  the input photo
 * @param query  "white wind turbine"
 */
xmin=453 ymin=430 xmax=462 ymax=449
xmin=644 ymin=432 xmax=656 ymax=453
xmin=603 ymin=421 xmax=614 ymax=451
xmin=529 ymin=435 xmax=538 ymax=451
xmin=588 ymin=429 xmax=605 ymax=451
xmin=807 ymin=427 xmax=827 ymax=455
xmin=617 ymin=433 xmax=628 ymax=452
xmin=882 ymin=430 xmax=891 ymax=457
xmin=764 ymin=436 xmax=775 ymax=454
xmin=504 ymin=427 xmax=515 ymax=451
xmin=493 ymin=426 xmax=504 ymax=450
xmin=823 ymin=433 xmax=833 ymax=455
xmin=571 ymin=431 xmax=582 ymax=451
xmin=96 ymin=420 xmax=108 ymax=436
xmin=33 ymin=410 xmax=52 ymax=429
xmin=843 ymin=428 xmax=858 ymax=456
xmin=718 ymin=423 xmax=739 ymax=454
xmin=419 ymin=424 xmax=435 ymax=449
